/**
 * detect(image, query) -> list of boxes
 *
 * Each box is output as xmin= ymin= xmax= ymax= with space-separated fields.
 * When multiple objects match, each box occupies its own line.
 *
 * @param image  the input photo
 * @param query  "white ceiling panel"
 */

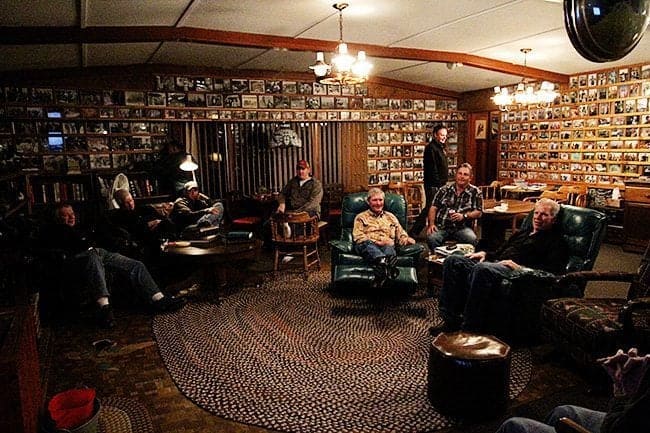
xmin=152 ymin=42 xmax=268 ymax=69
xmin=182 ymin=0 xmax=336 ymax=35
xmin=0 ymin=45 xmax=79 ymax=71
xmin=84 ymin=43 xmax=161 ymax=67
xmin=84 ymin=0 xmax=189 ymax=26
xmin=0 ymin=0 xmax=77 ymax=26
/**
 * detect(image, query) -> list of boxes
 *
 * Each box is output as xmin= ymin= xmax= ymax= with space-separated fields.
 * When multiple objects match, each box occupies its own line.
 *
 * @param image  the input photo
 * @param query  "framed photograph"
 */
xmin=282 ymin=81 xmax=297 ymax=94
xmin=147 ymin=92 xmax=166 ymax=107
xmin=258 ymin=95 xmax=274 ymax=109
xmin=298 ymin=82 xmax=313 ymax=95
xmin=313 ymin=82 xmax=327 ymax=95
xmin=231 ymin=79 xmax=249 ymax=93
xmin=124 ymin=91 xmax=145 ymax=106
xmin=207 ymin=94 xmax=223 ymax=107
xmin=242 ymin=95 xmax=258 ymax=109
xmin=249 ymin=79 xmax=265 ymax=94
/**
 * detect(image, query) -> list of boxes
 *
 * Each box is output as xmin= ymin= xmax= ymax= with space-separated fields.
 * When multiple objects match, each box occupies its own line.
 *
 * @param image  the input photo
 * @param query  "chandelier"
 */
xmin=309 ymin=3 xmax=372 ymax=85
xmin=491 ymin=48 xmax=559 ymax=111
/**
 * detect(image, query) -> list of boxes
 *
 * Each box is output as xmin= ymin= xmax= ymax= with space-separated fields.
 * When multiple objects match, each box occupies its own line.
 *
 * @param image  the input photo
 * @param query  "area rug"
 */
xmin=153 ymin=271 xmax=532 ymax=433
xmin=99 ymin=397 xmax=154 ymax=433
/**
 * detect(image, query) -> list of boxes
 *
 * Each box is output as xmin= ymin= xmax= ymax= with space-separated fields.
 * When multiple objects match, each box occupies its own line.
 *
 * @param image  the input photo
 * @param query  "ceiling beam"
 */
xmin=0 ymin=26 xmax=569 ymax=83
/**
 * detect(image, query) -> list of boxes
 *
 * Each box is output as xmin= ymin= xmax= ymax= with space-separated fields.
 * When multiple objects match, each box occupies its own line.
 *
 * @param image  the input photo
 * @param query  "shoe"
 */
xmin=373 ymin=262 xmax=389 ymax=288
xmin=153 ymin=296 xmax=186 ymax=313
xmin=428 ymin=321 xmax=459 ymax=336
xmin=389 ymin=266 xmax=400 ymax=280
xmin=97 ymin=304 xmax=115 ymax=329
xmin=387 ymin=255 xmax=398 ymax=267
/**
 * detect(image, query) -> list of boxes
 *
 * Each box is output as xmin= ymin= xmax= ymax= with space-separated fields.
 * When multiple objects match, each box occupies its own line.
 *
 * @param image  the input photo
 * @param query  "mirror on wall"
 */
xmin=564 ymin=0 xmax=650 ymax=62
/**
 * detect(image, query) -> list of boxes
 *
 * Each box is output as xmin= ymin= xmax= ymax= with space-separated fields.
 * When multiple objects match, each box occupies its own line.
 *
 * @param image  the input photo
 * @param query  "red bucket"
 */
xmin=47 ymin=388 xmax=97 ymax=431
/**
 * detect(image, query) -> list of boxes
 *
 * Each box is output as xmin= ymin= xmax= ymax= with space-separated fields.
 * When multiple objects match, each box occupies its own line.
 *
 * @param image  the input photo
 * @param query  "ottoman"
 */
xmin=427 ymin=331 xmax=511 ymax=418
xmin=332 ymin=265 xmax=418 ymax=292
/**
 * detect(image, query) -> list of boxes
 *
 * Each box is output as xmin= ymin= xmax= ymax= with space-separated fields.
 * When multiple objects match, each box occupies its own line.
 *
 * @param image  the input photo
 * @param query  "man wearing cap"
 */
xmin=276 ymin=160 xmax=323 ymax=217
xmin=171 ymin=181 xmax=224 ymax=230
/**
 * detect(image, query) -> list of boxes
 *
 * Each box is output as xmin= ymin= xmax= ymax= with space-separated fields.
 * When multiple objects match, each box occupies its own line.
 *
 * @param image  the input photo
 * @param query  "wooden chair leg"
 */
xmin=273 ymin=248 xmax=280 ymax=271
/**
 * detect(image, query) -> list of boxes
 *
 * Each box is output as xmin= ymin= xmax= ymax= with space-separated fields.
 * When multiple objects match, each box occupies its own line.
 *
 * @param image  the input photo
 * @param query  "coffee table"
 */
xmin=163 ymin=238 xmax=262 ymax=290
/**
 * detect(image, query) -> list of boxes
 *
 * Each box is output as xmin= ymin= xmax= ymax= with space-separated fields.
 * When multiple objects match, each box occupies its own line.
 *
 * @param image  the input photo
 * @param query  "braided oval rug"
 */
xmin=153 ymin=271 xmax=531 ymax=433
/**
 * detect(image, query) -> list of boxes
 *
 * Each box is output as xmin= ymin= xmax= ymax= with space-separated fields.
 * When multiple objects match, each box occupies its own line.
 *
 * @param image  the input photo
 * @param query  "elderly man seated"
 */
xmin=353 ymin=187 xmax=416 ymax=288
xmin=111 ymin=189 xmax=177 ymax=252
xmin=430 ymin=198 xmax=568 ymax=335
xmin=40 ymin=202 xmax=185 ymax=328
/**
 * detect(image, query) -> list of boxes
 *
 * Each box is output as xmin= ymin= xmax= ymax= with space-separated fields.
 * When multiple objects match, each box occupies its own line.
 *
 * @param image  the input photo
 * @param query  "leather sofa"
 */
xmin=329 ymin=192 xmax=425 ymax=292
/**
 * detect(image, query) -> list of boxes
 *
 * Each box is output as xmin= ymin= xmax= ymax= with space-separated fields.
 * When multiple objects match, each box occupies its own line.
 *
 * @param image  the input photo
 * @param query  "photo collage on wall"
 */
xmin=497 ymin=62 xmax=650 ymax=188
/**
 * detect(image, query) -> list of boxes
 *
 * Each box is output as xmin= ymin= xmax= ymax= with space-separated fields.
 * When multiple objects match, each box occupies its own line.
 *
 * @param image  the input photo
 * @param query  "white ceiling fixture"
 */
xmin=309 ymin=3 xmax=373 ymax=85
xmin=491 ymin=48 xmax=560 ymax=111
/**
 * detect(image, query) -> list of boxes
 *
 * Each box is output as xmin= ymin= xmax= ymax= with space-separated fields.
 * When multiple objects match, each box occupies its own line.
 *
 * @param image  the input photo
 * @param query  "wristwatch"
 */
xmin=463 ymin=212 xmax=469 ymax=219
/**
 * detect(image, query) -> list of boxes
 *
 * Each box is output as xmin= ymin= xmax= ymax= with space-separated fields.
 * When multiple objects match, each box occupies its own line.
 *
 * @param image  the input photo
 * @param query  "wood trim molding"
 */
xmin=0 ymin=25 xmax=569 ymax=84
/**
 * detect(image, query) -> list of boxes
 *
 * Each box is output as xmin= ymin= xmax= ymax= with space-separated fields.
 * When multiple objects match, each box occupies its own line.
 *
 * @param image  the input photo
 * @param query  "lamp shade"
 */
xmin=179 ymin=154 xmax=198 ymax=171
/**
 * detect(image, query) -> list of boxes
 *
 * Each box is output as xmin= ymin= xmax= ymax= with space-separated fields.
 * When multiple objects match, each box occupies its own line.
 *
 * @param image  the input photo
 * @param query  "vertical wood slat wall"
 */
xmin=191 ymin=122 xmax=346 ymax=199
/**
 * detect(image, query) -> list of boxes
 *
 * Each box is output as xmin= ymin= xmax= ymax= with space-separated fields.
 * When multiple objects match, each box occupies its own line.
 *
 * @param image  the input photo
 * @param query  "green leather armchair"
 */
xmin=329 ymin=192 xmax=425 ymax=291
xmin=490 ymin=204 xmax=608 ymax=342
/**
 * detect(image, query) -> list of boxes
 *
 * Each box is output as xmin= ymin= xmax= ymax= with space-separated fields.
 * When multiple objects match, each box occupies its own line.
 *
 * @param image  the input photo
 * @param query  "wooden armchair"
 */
xmin=541 ymin=241 xmax=650 ymax=374
xmin=270 ymin=212 xmax=320 ymax=272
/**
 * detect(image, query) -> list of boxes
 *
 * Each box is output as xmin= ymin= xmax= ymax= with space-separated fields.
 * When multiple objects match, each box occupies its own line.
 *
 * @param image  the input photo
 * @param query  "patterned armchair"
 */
xmin=489 ymin=204 xmax=607 ymax=342
xmin=540 ymin=241 xmax=650 ymax=373
xmin=329 ymin=192 xmax=425 ymax=292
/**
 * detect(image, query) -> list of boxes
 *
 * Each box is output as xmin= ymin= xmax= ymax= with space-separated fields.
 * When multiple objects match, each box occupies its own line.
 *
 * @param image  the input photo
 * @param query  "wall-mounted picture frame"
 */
xmin=475 ymin=119 xmax=487 ymax=140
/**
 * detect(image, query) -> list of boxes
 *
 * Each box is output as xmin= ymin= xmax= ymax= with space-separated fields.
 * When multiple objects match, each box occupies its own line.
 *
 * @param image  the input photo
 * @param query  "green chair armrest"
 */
xmin=330 ymin=239 xmax=353 ymax=254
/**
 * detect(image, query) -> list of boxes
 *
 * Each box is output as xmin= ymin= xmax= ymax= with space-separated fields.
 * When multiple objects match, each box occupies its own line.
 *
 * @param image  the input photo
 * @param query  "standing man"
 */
xmin=430 ymin=198 xmax=568 ymax=335
xmin=426 ymin=163 xmax=482 ymax=250
xmin=276 ymin=160 xmax=323 ymax=217
xmin=353 ymin=188 xmax=416 ymax=287
xmin=409 ymin=124 xmax=449 ymax=238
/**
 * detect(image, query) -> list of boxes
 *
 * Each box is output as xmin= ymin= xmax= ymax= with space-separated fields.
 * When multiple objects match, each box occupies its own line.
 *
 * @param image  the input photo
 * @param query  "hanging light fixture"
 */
xmin=492 ymin=48 xmax=560 ymax=111
xmin=309 ymin=3 xmax=372 ymax=85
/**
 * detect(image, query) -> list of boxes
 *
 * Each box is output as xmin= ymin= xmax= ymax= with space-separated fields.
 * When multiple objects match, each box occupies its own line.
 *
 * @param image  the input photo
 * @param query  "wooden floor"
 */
xmin=40 ymin=245 xmax=620 ymax=433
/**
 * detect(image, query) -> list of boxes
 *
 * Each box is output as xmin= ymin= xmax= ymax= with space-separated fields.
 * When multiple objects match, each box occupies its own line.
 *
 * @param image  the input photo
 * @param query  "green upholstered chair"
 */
xmin=329 ymin=192 xmax=425 ymax=292
xmin=489 ymin=204 xmax=608 ymax=343
xmin=540 ymin=241 xmax=650 ymax=374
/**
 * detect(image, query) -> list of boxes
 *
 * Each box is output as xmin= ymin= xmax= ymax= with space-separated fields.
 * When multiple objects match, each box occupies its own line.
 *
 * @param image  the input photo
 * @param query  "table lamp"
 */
xmin=179 ymin=154 xmax=198 ymax=182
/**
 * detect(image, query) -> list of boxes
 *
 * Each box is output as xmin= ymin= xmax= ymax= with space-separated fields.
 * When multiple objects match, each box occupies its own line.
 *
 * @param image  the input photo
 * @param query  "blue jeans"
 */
xmin=427 ymin=226 xmax=477 ymax=249
xmin=354 ymin=240 xmax=396 ymax=263
xmin=76 ymin=247 xmax=160 ymax=302
xmin=495 ymin=405 xmax=605 ymax=433
xmin=439 ymin=254 xmax=512 ymax=330
xmin=197 ymin=202 xmax=225 ymax=226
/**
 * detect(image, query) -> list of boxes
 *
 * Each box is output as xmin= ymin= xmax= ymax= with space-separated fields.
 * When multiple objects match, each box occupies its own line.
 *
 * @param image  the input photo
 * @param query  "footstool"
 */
xmin=427 ymin=331 xmax=511 ymax=418
xmin=332 ymin=265 xmax=418 ymax=292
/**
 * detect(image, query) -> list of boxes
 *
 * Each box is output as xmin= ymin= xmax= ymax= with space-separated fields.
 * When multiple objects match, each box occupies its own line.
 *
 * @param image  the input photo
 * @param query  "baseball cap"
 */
xmin=296 ymin=160 xmax=310 ymax=169
xmin=184 ymin=181 xmax=199 ymax=191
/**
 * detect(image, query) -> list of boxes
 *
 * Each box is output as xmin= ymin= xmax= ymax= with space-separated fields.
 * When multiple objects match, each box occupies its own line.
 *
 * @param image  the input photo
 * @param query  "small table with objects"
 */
xmin=426 ymin=243 xmax=475 ymax=296
xmin=162 ymin=235 xmax=262 ymax=291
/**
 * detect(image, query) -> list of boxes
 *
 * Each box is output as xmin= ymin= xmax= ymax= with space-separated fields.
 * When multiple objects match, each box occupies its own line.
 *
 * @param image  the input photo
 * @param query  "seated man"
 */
xmin=273 ymin=159 xmax=323 ymax=241
xmin=426 ymin=162 xmax=482 ymax=250
xmin=276 ymin=160 xmax=323 ymax=217
xmin=430 ymin=198 xmax=568 ymax=334
xmin=110 ymin=189 xmax=178 ymax=258
xmin=495 ymin=347 xmax=649 ymax=433
xmin=40 ymin=203 xmax=185 ymax=328
xmin=171 ymin=181 xmax=224 ymax=231
xmin=353 ymin=187 xmax=416 ymax=287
